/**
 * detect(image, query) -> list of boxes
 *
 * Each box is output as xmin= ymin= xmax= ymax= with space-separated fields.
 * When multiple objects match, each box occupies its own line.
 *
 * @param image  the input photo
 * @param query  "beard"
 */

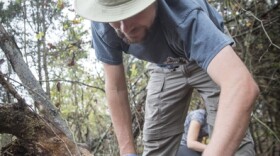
xmin=115 ymin=29 xmax=130 ymax=44
xmin=115 ymin=28 xmax=149 ymax=44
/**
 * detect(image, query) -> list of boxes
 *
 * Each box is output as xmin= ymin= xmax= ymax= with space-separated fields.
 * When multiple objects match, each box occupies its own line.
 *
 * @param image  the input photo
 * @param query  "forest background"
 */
xmin=0 ymin=0 xmax=279 ymax=155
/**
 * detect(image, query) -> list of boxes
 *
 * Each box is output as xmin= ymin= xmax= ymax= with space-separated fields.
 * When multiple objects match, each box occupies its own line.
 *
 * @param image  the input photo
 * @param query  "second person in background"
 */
xmin=176 ymin=109 xmax=208 ymax=156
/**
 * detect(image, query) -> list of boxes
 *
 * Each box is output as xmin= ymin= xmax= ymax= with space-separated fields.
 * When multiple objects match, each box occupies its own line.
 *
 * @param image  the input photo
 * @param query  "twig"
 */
xmin=0 ymin=71 xmax=25 ymax=105
xmin=238 ymin=4 xmax=280 ymax=50
xmin=252 ymin=113 xmax=280 ymax=142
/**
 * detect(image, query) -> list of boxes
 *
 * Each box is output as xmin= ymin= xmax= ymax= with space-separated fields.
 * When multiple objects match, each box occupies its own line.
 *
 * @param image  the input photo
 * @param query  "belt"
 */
xmin=157 ymin=64 xmax=180 ymax=69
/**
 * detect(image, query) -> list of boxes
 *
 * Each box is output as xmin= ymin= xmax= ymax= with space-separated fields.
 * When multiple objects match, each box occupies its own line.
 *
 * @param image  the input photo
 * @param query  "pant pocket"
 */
xmin=145 ymin=73 xmax=165 ymax=121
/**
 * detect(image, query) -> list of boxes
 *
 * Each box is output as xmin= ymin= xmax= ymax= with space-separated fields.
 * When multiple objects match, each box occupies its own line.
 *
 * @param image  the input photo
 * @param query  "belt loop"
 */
xmin=183 ymin=64 xmax=191 ymax=77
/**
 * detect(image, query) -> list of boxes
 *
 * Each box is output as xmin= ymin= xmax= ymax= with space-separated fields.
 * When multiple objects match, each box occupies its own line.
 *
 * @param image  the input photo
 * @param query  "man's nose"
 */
xmin=120 ymin=19 xmax=132 ymax=34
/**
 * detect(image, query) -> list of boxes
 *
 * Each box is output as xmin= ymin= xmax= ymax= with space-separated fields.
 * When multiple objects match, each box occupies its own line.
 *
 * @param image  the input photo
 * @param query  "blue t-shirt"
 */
xmin=91 ymin=0 xmax=234 ymax=70
xmin=180 ymin=109 xmax=208 ymax=146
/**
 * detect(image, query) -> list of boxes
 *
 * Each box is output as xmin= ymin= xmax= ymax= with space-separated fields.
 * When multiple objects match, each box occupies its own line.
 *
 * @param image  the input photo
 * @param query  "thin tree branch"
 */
xmin=237 ymin=3 xmax=280 ymax=49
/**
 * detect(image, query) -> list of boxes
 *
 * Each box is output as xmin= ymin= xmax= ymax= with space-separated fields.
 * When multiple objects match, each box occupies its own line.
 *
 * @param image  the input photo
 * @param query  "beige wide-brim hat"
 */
xmin=74 ymin=0 xmax=156 ymax=22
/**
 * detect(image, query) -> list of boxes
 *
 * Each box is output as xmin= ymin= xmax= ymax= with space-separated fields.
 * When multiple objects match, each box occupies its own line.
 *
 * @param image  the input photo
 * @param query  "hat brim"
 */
xmin=75 ymin=0 xmax=156 ymax=22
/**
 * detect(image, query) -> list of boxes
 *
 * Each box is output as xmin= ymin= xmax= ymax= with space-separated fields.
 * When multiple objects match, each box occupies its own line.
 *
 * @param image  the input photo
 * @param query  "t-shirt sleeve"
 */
xmin=191 ymin=110 xmax=206 ymax=125
xmin=91 ymin=22 xmax=126 ymax=65
xmin=178 ymin=9 xmax=234 ymax=70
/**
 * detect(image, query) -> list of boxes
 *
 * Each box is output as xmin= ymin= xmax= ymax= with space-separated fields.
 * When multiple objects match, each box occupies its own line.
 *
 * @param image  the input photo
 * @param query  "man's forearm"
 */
xmin=203 ymin=78 xmax=258 ymax=155
xmin=205 ymin=46 xmax=259 ymax=155
xmin=106 ymin=88 xmax=136 ymax=155
xmin=103 ymin=64 xmax=136 ymax=155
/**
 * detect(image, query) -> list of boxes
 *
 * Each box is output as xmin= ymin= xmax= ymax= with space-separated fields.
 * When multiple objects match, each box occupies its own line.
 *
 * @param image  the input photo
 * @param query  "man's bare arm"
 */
xmin=203 ymin=46 xmax=259 ymax=156
xmin=103 ymin=63 xmax=136 ymax=155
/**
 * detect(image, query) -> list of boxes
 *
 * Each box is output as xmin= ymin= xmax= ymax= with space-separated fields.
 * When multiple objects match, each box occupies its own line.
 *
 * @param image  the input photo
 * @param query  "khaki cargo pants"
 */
xmin=142 ymin=62 xmax=255 ymax=156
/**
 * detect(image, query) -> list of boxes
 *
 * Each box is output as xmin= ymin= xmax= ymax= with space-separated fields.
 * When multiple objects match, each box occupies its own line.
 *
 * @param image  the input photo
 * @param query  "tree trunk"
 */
xmin=0 ymin=23 xmax=93 ymax=155
xmin=0 ymin=104 xmax=91 ymax=156
xmin=0 ymin=23 xmax=72 ymax=139
xmin=0 ymin=68 xmax=92 ymax=155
